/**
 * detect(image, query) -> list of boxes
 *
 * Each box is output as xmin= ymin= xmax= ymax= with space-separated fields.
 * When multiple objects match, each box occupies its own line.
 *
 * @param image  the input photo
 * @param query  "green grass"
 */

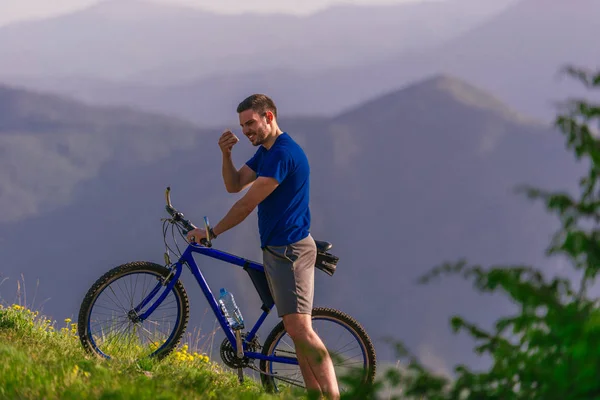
xmin=0 ymin=303 xmax=306 ymax=400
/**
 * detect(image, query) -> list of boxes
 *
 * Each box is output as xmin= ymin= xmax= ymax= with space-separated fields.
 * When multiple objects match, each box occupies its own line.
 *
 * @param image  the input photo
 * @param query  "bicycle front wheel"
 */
xmin=260 ymin=307 xmax=376 ymax=394
xmin=77 ymin=261 xmax=189 ymax=362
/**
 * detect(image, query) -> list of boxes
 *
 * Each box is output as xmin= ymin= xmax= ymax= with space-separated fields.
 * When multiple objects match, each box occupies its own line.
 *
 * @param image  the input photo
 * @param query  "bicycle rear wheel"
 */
xmin=77 ymin=261 xmax=189 ymax=361
xmin=259 ymin=307 xmax=376 ymax=394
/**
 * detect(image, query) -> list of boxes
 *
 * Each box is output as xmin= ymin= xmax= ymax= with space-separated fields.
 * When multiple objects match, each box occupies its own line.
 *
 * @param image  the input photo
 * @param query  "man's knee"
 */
xmin=283 ymin=313 xmax=330 ymax=366
xmin=282 ymin=313 xmax=313 ymax=342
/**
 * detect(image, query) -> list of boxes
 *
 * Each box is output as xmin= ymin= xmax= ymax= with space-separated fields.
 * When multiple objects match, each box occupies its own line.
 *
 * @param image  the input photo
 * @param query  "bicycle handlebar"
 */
xmin=165 ymin=186 xmax=212 ymax=247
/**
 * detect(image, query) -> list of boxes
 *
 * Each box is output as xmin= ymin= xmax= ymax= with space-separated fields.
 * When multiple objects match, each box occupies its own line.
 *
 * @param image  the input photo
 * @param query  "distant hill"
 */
xmin=18 ymin=0 xmax=595 ymax=125
xmin=0 ymin=75 xmax=582 ymax=375
xmin=0 ymin=83 xmax=200 ymax=134
xmin=368 ymin=0 xmax=600 ymax=121
xmin=0 ymin=83 xmax=204 ymax=222
xmin=0 ymin=0 xmax=513 ymax=85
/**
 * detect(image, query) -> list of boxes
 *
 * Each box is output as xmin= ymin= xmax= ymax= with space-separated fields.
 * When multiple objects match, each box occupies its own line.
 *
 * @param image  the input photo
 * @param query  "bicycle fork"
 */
xmin=129 ymin=262 xmax=183 ymax=323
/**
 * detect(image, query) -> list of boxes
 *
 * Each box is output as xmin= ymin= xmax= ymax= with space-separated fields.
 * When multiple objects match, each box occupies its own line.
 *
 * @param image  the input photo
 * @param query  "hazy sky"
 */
xmin=0 ymin=0 xmax=436 ymax=27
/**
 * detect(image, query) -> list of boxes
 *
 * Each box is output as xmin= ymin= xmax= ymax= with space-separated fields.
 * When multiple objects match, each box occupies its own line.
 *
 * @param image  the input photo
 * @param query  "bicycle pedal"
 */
xmin=237 ymin=367 xmax=244 ymax=384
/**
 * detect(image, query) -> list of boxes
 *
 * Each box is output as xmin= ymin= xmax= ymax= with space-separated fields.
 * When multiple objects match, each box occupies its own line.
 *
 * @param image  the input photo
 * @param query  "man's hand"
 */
xmin=186 ymin=228 xmax=207 ymax=244
xmin=219 ymin=130 xmax=239 ymax=155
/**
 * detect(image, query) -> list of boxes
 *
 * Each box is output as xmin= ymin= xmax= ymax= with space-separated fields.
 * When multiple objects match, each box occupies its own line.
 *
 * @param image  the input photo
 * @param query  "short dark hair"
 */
xmin=236 ymin=94 xmax=278 ymax=119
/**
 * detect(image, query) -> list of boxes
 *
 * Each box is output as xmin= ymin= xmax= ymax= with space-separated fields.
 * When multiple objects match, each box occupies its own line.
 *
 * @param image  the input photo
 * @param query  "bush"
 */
xmin=385 ymin=67 xmax=600 ymax=400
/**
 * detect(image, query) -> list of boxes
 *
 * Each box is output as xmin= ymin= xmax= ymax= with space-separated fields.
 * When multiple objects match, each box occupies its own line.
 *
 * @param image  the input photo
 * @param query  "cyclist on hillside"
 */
xmin=186 ymin=94 xmax=339 ymax=399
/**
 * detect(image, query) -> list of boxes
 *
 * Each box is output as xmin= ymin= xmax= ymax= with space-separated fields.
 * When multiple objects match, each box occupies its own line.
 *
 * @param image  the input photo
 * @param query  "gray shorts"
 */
xmin=262 ymin=234 xmax=316 ymax=318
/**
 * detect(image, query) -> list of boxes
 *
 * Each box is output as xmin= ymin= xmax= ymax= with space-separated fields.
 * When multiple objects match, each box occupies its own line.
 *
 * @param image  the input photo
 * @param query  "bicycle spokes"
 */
xmin=87 ymin=271 xmax=181 ymax=360
xmin=265 ymin=316 xmax=369 ymax=392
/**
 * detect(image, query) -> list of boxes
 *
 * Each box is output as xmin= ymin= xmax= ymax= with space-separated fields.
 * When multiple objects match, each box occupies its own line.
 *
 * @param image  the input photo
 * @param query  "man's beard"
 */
xmin=249 ymin=127 xmax=268 ymax=146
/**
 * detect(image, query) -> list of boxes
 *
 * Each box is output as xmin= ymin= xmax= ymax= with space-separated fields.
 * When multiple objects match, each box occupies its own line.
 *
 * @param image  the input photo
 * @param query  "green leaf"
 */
xmin=385 ymin=368 xmax=401 ymax=386
xmin=450 ymin=316 xmax=464 ymax=333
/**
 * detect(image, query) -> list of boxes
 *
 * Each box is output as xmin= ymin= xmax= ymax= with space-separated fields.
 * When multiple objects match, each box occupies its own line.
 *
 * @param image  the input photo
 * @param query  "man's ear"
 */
xmin=265 ymin=111 xmax=273 ymax=123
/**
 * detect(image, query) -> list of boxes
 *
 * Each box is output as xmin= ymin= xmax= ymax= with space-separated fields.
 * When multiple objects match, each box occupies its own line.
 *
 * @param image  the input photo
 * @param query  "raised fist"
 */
xmin=218 ymin=129 xmax=239 ymax=154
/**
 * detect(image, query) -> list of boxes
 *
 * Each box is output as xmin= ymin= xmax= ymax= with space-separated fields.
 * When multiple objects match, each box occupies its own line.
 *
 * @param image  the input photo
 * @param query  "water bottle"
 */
xmin=218 ymin=288 xmax=244 ymax=330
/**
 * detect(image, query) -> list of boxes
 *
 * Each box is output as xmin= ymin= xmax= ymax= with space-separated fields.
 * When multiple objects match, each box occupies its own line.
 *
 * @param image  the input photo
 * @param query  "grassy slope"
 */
xmin=0 ymin=303 xmax=304 ymax=400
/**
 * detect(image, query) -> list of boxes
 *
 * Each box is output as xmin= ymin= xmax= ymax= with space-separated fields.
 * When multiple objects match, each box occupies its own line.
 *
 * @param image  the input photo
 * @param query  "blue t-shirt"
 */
xmin=245 ymin=132 xmax=311 ymax=248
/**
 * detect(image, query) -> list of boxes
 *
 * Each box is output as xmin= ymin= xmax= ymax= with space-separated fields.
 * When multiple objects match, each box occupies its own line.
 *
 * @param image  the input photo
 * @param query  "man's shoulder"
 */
xmin=274 ymin=133 xmax=307 ymax=158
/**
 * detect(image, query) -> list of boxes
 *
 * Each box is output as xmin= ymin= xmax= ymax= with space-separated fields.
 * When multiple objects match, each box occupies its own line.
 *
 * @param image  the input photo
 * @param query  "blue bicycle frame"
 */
xmin=134 ymin=242 xmax=299 ymax=366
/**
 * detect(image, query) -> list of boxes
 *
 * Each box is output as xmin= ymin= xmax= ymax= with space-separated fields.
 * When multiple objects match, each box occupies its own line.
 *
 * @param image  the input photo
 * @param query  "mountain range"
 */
xmin=0 ymin=73 xmax=584 ymax=375
xmin=0 ymin=0 xmax=511 ymax=84
xmin=2 ymin=0 xmax=597 ymax=126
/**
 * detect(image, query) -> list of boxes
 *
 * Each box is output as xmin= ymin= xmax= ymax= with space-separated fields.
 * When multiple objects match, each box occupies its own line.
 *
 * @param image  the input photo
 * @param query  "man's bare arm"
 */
xmin=237 ymin=165 xmax=257 ymax=192
xmin=212 ymin=176 xmax=278 ymax=236
xmin=222 ymin=153 xmax=240 ymax=193
xmin=219 ymin=129 xmax=256 ymax=193
xmin=222 ymin=156 xmax=256 ymax=193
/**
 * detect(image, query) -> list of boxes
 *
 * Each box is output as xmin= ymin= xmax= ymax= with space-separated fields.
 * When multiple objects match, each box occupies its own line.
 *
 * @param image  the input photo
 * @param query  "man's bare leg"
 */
xmin=294 ymin=346 xmax=322 ymax=395
xmin=282 ymin=313 xmax=340 ymax=399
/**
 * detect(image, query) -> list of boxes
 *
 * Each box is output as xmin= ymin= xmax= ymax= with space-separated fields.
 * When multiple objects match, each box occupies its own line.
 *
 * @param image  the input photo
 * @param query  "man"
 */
xmin=185 ymin=94 xmax=340 ymax=399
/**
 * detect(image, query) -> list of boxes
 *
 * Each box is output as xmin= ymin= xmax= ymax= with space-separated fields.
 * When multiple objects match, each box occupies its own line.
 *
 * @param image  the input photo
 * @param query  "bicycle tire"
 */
xmin=77 ymin=261 xmax=189 ymax=361
xmin=259 ymin=307 xmax=376 ymax=393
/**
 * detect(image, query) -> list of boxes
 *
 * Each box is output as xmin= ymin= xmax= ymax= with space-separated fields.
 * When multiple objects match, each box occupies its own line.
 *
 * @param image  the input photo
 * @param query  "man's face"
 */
xmin=239 ymin=109 xmax=270 ymax=147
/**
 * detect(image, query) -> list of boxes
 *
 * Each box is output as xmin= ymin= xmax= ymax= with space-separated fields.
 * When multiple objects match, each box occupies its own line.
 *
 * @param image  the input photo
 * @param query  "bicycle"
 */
xmin=77 ymin=187 xmax=376 ymax=393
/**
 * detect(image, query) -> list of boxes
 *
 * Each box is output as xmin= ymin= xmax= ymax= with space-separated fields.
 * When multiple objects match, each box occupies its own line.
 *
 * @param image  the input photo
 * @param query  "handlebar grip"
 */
xmin=187 ymin=236 xmax=212 ymax=247
xmin=184 ymin=228 xmax=212 ymax=248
